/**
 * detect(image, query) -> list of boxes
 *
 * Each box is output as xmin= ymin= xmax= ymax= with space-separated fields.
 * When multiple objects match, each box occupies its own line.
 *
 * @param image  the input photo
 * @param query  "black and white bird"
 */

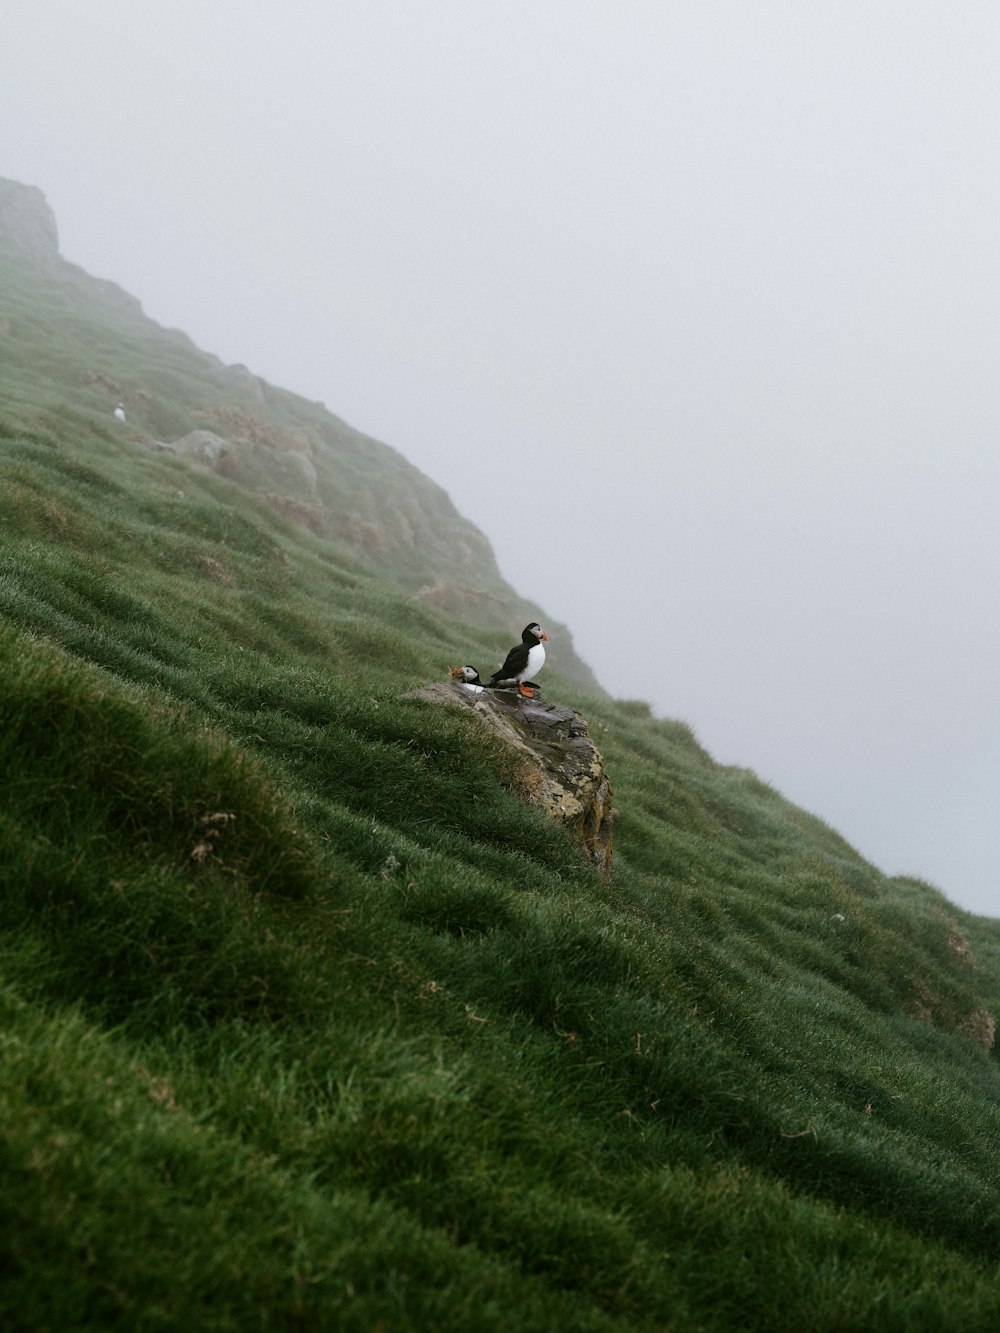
xmin=450 ymin=664 xmax=485 ymax=694
xmin=489 ymin=623 xmax=548 ymax=698
xmin=113 ymin=403 xmax=126 ymax=423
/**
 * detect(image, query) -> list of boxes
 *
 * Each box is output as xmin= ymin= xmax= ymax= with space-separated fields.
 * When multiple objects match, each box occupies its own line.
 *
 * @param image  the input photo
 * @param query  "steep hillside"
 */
xmin=0 ymin=177 xmax=602 ymax=694
xmin=2 ymin=178 xmax=999 ymax=1331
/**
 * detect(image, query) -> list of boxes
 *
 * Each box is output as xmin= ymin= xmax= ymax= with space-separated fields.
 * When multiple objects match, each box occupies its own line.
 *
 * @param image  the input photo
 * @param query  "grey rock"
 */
xmin=155 ymin=430 xmax=230 ymax=467
xmin=0 ymin=178 xmax=59 ymax=261
xmin=282 ymin=449 xmax=318 ymax=491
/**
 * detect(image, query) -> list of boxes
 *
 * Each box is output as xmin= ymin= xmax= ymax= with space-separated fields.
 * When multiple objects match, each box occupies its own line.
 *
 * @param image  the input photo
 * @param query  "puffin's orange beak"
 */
xmin=541 ymin=633 xmax=549 ymax=641
xmin=449 ymin=665 xmax=462 ymax=678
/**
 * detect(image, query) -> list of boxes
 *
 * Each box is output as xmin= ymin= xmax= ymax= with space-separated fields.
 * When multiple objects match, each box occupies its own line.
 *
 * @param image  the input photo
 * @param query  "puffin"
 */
xmin=489 ymin=623 xmax=548 ymax=697
xmin=113 ymin=403 xmax=126 ymax=423
xmin=450 ymin=664 xmax=485 ymax=694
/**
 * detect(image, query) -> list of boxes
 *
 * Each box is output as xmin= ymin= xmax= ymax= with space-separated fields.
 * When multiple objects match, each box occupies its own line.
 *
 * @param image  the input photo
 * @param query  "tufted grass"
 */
xmin=2 ymin=255 xmax=1000 ymax=1328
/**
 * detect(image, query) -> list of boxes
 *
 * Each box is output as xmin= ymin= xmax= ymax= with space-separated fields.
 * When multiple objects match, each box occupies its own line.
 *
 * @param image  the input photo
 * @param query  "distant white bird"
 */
xmin=113 ymin=403 xmax=126 ymax=423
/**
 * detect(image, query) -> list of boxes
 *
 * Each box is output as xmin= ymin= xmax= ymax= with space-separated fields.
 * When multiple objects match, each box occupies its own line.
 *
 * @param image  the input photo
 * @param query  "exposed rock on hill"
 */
xmin=148 ymin=429 xmax=230 ymax=467
xmin=0 ymin=178 xmax=59 ymax=262
xmin=411 ymin=682 xmax=618 ymax=877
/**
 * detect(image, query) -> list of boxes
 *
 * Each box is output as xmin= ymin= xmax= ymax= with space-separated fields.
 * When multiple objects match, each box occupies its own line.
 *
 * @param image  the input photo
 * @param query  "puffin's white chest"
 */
xmin=524 ymin=640 xmax=546 ymax=678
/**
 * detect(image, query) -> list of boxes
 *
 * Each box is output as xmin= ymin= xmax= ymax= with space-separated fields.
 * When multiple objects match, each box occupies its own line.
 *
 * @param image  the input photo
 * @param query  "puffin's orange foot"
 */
xmin=518 ymin=682 xmax=537 ymax=698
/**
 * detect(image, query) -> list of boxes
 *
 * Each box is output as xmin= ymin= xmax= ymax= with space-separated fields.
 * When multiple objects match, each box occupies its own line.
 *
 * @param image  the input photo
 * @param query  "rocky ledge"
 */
xmin=409 ymin=682 xmax=618 ymax=878
xmin=0 ymin=178 xmax=59 ymax=262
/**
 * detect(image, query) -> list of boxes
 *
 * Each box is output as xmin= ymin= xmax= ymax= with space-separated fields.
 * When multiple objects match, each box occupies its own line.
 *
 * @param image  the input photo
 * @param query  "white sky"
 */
xmin=4 ymin=1 xmax=999 ymax=918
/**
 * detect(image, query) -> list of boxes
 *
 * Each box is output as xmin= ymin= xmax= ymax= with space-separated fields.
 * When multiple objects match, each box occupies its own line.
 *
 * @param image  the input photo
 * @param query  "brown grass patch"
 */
xmin=956 ymin=1008 xmax=996 ymax=1051
xmin=195 ymin=553 xmax=236 ymax=587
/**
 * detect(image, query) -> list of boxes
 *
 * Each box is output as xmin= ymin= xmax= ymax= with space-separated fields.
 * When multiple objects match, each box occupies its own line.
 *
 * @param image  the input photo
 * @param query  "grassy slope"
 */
xmin=2 ymin=241 xmax=1000 ymax=1331
xmin=0 ymin=233 xmax=603 ymax=693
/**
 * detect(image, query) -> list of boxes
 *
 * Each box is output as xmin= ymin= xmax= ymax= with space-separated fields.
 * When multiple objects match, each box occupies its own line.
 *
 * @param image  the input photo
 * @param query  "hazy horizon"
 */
xmin=4 ymin=2 xmax=998 ymax=918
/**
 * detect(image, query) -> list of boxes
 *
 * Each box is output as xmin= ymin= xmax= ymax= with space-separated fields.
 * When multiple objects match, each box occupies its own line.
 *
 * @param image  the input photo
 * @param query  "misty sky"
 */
xmin=4 ymin=2 xmax=999 ymax=918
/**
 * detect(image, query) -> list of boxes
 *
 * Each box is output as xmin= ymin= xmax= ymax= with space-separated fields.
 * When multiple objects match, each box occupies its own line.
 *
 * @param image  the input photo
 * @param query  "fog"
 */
xmin=5 ymin=2 xmax=999 ymax=917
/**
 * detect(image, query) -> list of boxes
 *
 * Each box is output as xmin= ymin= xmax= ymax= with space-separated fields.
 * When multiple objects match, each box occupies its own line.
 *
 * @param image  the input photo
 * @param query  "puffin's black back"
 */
xmin=490 ymin=624 xmax=542 ymax=684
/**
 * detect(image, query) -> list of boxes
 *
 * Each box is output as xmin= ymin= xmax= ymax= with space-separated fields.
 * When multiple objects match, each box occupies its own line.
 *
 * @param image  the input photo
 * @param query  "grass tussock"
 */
xmin=2 ymin=239 xmax=1000 ymax=1330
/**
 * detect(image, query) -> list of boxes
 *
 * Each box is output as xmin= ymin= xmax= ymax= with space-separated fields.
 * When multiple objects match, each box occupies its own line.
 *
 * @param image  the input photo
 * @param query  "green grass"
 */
xmin=2 ymin=235 xmax=1000 ymax=1329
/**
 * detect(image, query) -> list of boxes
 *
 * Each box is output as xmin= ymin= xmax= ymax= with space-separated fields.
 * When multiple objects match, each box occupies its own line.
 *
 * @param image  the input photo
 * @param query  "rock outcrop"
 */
xmin=411 ymin=682 xmax=618 ymax=877
xmin=0 ymin=178 xmax=59 ymax=262
xmin=147 ymin=429 xmax=230 ymax=467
